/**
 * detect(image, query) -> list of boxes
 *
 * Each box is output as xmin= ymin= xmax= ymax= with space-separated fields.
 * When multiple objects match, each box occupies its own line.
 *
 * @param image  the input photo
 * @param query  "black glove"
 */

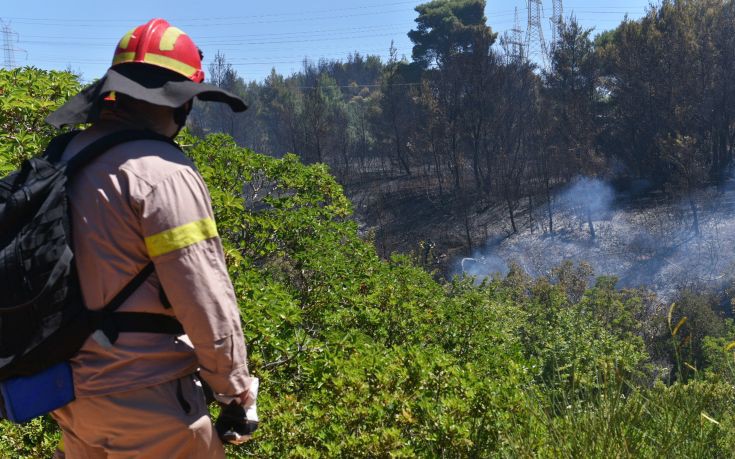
xmin=215 ymin=401 xmax=259 ymax=445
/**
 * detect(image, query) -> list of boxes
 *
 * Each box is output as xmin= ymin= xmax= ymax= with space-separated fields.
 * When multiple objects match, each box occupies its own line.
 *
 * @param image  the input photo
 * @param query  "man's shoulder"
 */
xmin=65 ymin=125 xmax=200 ymax=197
xmin=115 ymin=137 xmax=196 ymax=188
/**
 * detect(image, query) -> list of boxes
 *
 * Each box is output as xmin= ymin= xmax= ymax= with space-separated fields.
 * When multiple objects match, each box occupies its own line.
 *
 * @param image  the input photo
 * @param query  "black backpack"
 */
xmin=0 ymin=130 xmax=184 ymax=381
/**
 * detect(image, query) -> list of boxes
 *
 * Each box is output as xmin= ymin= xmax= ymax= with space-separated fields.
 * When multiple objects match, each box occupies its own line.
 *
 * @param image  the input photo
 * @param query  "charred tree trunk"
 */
xmin=472 ymin=142 xmax=482 ymax=191
xmin=546 ymin=177 xmax=554 ymax=233
xmin=529 ymin=194 xmax=534 ymax=234
xmin=450 ymin=131 xmax=461 ymax=191
xmin=586 ymin=206 xmax=596 ymax=240
xmin=393 ymin=123 xmax=410 ymax=176
xmin=463 ymin=205 xmax=473 ymax=250
xmin=315 ymin=136 xmax=323 ymax=163
xmin=507 ymin=196 xmax=518 ymax=234
xmin=688 ymin=192 xmax=701 ymax=236
xmin=340 ymin=138 xmax=350 ymax=181
xmin=431 ymin=135 xmax=444 ymax=197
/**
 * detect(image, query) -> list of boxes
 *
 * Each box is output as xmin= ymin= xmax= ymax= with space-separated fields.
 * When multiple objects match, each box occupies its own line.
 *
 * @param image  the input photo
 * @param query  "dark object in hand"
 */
xmin=215 ymin=402 xmax=258 ymax=445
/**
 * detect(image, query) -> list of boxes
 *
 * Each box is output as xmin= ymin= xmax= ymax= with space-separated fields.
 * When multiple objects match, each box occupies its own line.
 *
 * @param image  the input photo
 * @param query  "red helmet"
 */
xmin=112 ymin=18 xmax=205 ymax=83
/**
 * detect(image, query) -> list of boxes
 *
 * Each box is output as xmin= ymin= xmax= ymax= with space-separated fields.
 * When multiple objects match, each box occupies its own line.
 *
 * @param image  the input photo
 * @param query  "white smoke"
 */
xmin=560 ymin=177 xmax=615 ymax=223
xmin=457 ymin=177 xmax=735 ymax=301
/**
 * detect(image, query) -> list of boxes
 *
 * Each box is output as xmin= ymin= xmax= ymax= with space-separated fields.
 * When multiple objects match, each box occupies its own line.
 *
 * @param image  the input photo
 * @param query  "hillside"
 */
xmin=353 ymin=175 xmax=735 ymax=304
xmin=190 ymin=0 xmax=735 ymax=290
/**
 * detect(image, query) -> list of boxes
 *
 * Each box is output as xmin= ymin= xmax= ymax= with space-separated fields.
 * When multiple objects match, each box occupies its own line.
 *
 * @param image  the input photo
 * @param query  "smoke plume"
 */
xmin=457 ymin=177 xmax=735 ymax=301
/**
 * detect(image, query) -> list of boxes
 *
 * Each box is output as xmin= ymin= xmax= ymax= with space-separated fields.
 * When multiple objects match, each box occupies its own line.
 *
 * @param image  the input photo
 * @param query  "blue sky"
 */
xmin=2 ymin=1 xmax=650 ymax=83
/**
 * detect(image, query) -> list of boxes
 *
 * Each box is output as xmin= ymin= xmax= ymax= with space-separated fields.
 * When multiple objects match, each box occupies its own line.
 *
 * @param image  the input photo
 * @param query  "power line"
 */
xmin=29 ymin=48 xmax=408 ymax=69
xmin=176 ymin=0 xmax=420 ymax=20
xmin=20 ymin=24 xmax=410 ymax=42
xmin=3 ymin=0 xmax=420 ymax=24
xmin=294 ymin=82 xmax=422 ymax=90
xmin=7 ymin=8 xmax=413 ymax=28
xmin=32 ymin=50 xmax=402 ymax=64
xmin=15 ymin=9 xmax=646 ymax=51
xmin=20 ymin=32 xmax=406 ymax=49
xmin=5 ymin=7 xmax=645 ymax=26
xmin=3 ymin=5 xmax=645 ymax=24
xmin=7 ymin=3 xmax=650 ymax=82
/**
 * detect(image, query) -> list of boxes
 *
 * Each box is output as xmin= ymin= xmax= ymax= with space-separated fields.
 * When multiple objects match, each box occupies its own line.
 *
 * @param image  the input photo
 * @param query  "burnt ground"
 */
xmin=345 ymin=171 xmax=540 ymax=274
xmin=346 ymin=174 xmax=735 ymax=302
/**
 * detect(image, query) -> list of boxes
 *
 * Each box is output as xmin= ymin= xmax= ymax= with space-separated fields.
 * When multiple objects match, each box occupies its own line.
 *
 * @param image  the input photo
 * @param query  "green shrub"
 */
xmin=530 ymin=380 xmax=735 ymax=458
xmin=0 ymin=67 xmax=80 ymax=175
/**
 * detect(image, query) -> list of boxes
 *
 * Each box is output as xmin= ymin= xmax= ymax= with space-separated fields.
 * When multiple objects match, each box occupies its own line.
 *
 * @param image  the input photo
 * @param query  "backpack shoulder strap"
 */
xmin=44 ymin=131 xmax=81 ymax=163
xmin=90 ymin=262 xmax=185 ymax=345
xmin=101 ymin=263 xmax=156 ymax=315
xmin=65 ymin=129 xmax=177 ymax=177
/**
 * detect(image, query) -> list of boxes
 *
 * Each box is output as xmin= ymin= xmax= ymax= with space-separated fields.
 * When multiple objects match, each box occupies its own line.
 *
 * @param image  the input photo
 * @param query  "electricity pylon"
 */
xmin=1 ymin=20 xmax=17 ymax=69
xmin=525 ymin=0 xmax=548 ymax=68
xmin=550 ymin=0 xmax=564 ymax=46
xmin=509 ymin=7 xmax=525 ymax=63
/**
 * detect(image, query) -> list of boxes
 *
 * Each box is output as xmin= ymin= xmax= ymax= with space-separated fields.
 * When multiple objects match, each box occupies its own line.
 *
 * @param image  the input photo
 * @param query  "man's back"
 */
xmin=61 ymin=122 xmax=199 ymax=395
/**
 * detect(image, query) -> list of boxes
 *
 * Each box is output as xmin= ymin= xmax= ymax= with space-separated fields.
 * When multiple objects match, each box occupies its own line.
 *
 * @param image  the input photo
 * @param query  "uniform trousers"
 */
xmin=52 ymin=374 xmax=225 ymax=459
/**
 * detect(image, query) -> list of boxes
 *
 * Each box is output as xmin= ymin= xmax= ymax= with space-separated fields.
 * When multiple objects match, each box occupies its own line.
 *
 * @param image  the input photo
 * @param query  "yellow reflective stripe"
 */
xmin=112 ymin=51 xmax=135 ymax=66
xmin=145 ymin=218 xmax=218 ymax=258
xmin=160 ymin=27 xmax=185 ymax=51
xmin=142 ymin=53 xmax=197 ymax=77
xmin=118 ymin=28 xmax=135 ymax=50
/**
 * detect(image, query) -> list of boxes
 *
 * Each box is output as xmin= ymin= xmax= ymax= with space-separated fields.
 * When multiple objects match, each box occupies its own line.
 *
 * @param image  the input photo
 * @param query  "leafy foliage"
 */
xmin=0 ymin=67 xmax=80 ymax=176
xmin=408 ymin=0 xmax=495 ymax=69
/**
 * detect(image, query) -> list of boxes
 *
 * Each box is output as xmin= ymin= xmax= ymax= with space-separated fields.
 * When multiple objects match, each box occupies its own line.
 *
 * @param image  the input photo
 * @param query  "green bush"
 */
xmin=182 ymin=132 xmax=543 ymax=456
xmin=0 ymin=67 xmax=80 ymax=176
xmin=530 ymin=379 xmax=735 ymax=458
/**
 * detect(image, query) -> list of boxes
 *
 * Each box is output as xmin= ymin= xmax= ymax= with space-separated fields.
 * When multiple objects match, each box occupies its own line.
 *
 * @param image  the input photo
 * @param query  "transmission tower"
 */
xmin=550 ymin=0 xmax=564 ymax=46
xmin=1 ymin=20 xmax=18 ymax=69
xmin=509 ymin=7 xmax=525 ymax=63
xmin=499 ymin=6 xmax=525 ymax=64
xmin=525 ymin=0 xmax=548 ymax=68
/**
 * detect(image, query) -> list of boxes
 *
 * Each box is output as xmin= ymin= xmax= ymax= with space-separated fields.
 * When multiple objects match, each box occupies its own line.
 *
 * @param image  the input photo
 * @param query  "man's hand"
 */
xmin=214 ymin=378 xmax=259 ymax=445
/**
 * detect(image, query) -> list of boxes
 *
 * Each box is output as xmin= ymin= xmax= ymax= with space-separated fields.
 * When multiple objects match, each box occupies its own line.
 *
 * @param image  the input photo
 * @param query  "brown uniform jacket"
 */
xmin=61 ymin=121 xmax=251 ymax=398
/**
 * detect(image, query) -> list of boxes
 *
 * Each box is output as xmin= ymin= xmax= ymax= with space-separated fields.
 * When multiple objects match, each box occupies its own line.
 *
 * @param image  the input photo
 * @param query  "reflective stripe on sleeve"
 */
xmin=145 ymin=217 xmax=219 ymax=258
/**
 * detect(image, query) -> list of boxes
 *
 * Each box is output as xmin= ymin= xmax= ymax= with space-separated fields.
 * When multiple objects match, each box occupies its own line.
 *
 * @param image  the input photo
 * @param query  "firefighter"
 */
xmin=45 ymin=18 xmax=254 ymax=457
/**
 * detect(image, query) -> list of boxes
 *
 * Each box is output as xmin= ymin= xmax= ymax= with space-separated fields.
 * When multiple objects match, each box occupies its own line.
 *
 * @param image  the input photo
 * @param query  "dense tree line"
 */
xmin=190 ymin=0 xmax=735 ymax=242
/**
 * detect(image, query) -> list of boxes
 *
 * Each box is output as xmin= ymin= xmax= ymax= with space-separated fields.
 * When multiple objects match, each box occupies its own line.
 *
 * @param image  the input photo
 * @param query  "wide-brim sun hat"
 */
xmin=46 ymin=18 xmax=247 ymax=128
